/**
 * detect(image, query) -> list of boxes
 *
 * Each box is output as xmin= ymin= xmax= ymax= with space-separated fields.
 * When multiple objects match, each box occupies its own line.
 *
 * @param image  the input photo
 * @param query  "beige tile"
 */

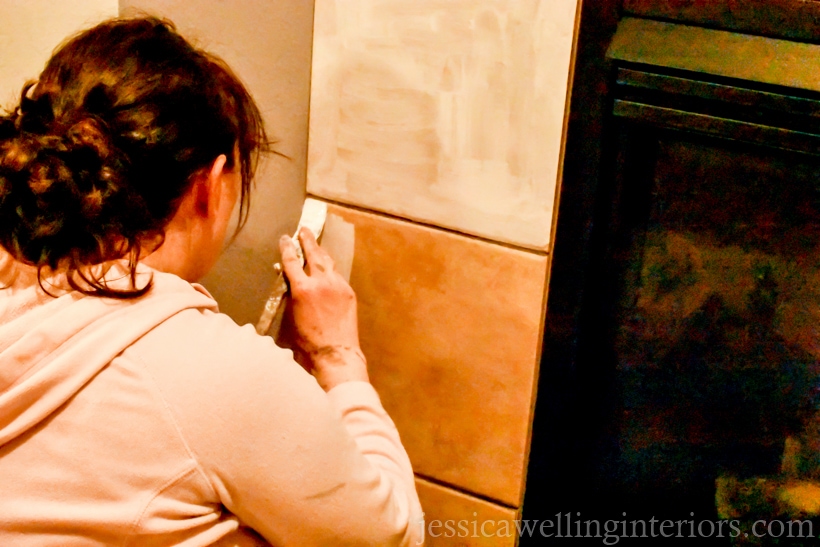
xmin=307 ymin=0 xmax=578 ymax=250
xmin=326 ymin=204 xmax=547 ymax=506
xmin=416 ymin=477 xmax=519 ymax=547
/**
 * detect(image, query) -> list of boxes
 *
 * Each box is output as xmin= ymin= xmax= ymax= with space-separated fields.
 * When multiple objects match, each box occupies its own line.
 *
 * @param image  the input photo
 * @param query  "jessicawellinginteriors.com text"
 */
xmin=415 ymin=512 xmax=816 ymax=544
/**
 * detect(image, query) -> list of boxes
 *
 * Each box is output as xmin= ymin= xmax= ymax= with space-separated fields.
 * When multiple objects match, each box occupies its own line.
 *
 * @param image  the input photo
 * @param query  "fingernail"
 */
xmin=280 ymin=235 xmax=290 ymax=244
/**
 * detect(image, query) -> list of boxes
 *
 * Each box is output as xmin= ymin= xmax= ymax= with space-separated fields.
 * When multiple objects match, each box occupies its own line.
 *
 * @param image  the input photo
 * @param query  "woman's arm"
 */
xmin=136 ymin=309 xmax=422 ymax=546
xmin=133 ymin=229 xmax=423 ymax=545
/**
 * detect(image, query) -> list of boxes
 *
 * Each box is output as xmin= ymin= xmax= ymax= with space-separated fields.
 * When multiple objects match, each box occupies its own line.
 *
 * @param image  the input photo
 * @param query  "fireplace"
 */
xmin=592 ymin=64 xmax=820 ymax=513
xmin=524 ymin=4 xmax=820 ymax=533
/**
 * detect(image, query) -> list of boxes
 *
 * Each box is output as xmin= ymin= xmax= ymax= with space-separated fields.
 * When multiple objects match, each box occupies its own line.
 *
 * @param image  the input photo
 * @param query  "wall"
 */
xmin=0 ymin=0 xmax=118 ymax=108
xmin=119 ymin=0 xmax=314 ymax=326
xmin=307 ymin=0 xmax=580 ymax=544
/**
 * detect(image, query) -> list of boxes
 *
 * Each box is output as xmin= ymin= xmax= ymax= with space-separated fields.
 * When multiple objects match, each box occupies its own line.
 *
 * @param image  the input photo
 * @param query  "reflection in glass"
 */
xmin=608 ymin=138 xmax=820 ymax=523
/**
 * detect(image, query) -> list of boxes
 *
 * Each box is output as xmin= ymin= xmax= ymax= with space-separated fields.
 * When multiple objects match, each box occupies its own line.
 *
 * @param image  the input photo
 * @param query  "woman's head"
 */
xmin=0 ymin=16 xmax=267 ymax=296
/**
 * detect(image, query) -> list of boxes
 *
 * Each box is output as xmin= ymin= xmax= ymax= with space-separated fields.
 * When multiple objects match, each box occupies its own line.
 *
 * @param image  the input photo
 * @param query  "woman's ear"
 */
xmin=193 ymin=154 xmax=228 ymax=217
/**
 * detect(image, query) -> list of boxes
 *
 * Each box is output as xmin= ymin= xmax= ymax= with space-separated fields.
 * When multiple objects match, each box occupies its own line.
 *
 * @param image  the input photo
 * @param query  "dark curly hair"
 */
xmin=0 ymin=16 xmax=268 ymax=297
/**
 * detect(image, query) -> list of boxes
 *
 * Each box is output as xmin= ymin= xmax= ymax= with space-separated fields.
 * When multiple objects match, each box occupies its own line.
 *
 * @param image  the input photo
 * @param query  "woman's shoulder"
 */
xmin=131 ymin=269 xmax=292 ymax=373
xmin=128 ymin=299 xmax=304 ymax=388
xmin=124 ymin=270 xmax=319 ymax=406
xmin=123 ymin=287 xmax=333 ymax=459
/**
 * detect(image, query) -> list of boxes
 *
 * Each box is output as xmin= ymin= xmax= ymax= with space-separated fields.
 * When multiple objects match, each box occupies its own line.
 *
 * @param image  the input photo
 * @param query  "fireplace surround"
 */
xmin=524 ymin=2 xmax=820 ymax=535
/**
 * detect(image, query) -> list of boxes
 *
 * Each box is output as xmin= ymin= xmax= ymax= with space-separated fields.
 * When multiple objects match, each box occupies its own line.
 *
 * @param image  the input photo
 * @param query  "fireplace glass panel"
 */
xmin=597 ymin=129 xmax=820 ymax=517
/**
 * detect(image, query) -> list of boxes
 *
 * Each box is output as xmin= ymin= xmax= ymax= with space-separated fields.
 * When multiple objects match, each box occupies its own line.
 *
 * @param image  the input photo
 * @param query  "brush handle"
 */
xmin=255 ymin=268 xmax=288 ymax=335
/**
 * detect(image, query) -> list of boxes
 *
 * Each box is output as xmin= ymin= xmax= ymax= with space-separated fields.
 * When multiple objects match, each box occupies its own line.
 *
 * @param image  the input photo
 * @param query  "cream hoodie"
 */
xmin=0 ymin=263 xmax=422 ymax=546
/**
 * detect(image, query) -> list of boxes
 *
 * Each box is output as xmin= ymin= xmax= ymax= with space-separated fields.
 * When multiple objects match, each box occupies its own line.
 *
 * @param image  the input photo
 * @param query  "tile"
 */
xmin=326 ymin=203 xmax=547 ymax=506
xmin=307 ymin=0 xmax=579 ymax=250
xmin=416 ymin=477 xmax=519 ymax=547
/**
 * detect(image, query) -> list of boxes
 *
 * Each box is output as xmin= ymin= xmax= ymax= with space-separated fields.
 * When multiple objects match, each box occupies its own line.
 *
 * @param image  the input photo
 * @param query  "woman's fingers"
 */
xmin=281 ymin=228 xmax=336 ymax=285
xmin=298 ymin=227 xmax=335 ymax=274
xmin=279 ymin=235 xmax=307 ymax=285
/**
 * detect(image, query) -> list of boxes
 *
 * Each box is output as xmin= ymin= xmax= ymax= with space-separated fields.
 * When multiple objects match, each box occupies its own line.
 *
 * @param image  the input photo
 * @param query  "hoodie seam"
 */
xmin=124 ymin=465 xmax=202 ymax=547
xmin=126 ymin=350 xmax=222 ymax=508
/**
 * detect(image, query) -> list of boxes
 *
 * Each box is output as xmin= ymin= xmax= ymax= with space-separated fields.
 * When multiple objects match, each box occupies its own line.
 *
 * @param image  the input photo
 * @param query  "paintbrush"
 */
xmin=255 ymin=198 xmax=328 ymax=335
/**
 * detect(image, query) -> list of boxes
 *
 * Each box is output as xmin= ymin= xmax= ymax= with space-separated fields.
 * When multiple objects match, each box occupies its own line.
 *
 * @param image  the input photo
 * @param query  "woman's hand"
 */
xmin=278 ymin=228 xmax=369 ymax=391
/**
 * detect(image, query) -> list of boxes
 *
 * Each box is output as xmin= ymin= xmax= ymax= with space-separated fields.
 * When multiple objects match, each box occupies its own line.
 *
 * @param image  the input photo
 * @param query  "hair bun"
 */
xmin=0 ymin=109 xmax=135 ymax=271
xmin=65 ymin=118 xmax=111 ymax=160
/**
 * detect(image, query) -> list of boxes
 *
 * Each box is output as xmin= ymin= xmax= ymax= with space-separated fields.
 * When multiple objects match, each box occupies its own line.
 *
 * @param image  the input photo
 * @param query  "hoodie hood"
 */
xmin=0 ymin=265 xmax=217 ymax=447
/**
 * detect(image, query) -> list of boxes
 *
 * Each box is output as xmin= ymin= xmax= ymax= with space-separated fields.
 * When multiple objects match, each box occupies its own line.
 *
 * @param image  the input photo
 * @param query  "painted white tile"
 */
xmin=308 ymin=0 xmax=578 ymax=249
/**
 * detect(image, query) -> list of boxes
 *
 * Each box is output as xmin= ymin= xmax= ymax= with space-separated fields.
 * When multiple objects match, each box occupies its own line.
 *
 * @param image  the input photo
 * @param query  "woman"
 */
xmin=0 ymin=16 xmax=422 ymax=546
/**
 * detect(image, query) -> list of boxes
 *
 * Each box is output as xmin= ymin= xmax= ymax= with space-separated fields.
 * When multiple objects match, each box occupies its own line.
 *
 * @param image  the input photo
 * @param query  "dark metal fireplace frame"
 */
xmin=524 ymin=1 xmax=820 ymax=537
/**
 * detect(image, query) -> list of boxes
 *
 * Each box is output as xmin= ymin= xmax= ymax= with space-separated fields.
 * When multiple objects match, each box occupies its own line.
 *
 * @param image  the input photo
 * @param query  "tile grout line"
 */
xmin=414 ymin=472 xmax=520 ymax=511
xmin=308 ymin=194 xmax=551 ymax=257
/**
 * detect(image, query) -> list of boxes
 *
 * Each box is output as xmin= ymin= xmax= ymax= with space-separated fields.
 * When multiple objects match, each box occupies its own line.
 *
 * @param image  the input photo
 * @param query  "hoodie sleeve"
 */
xmin=130 ymin=308 xmax=423 ymax=547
